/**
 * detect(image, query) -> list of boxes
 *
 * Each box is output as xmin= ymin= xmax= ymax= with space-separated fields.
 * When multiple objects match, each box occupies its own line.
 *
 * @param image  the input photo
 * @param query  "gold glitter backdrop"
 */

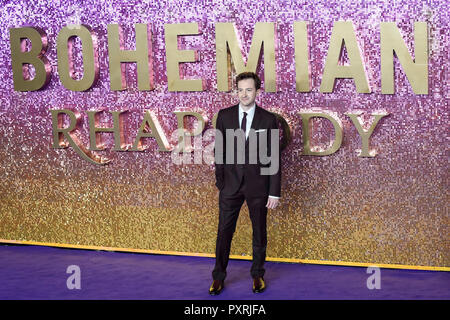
xmin=0 ymin=0 xmax=448 ymax=270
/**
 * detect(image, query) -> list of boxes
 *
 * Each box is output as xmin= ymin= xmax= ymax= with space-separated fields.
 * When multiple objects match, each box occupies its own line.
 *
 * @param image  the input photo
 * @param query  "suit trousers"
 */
xmin=212 ymin=175 xmax=268 ymax=281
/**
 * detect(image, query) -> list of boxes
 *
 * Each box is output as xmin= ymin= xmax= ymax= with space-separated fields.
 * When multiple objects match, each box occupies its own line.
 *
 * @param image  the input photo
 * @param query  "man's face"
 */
xmin=237 ymin=78 xmax=259 ymax=107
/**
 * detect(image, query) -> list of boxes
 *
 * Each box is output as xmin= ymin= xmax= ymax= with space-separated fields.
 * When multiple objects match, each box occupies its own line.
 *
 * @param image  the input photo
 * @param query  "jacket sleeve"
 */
xmin=214 ymin=110 xmax=225 ymax=190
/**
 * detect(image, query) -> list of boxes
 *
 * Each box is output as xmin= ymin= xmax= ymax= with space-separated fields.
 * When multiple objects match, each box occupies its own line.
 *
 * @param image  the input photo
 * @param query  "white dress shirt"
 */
xmin=238 ymin=103 xmax=256 ymax=138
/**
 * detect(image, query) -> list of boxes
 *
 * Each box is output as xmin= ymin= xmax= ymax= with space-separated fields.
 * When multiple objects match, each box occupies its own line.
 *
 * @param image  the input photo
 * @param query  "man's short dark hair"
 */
xmin=236 ymin=72 xmax=261 ymax=90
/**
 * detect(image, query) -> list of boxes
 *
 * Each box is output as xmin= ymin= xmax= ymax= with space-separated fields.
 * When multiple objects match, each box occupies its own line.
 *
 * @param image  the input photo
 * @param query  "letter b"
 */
xmin=10 ymin=27 xmax=51 ymax=91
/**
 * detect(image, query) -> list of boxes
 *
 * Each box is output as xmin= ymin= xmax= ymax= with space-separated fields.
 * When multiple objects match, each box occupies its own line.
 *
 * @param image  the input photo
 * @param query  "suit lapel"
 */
xmin=245 ymin=105 xmax=262 ymax=145
xmin=250 ymin=105 xmax=262 ymax=130
xmin=231 ymin=104 xmax=240 ymax=130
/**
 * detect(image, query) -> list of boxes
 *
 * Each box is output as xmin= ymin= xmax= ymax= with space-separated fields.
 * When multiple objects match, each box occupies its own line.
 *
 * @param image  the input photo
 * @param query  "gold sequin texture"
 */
xmin=0 ymin=0 xmax=448 ymax=268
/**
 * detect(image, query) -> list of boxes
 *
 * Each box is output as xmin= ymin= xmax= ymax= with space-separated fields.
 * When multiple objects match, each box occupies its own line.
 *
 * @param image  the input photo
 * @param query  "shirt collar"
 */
xmin=238 ymin=103 xmax=256 ymax=118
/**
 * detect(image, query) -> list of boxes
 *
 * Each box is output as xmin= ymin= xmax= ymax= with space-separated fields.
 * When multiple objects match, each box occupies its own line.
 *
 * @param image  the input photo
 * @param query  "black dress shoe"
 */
xmin=209 ymin=280 xmax=224 ymax=295
xmin=252 ymin=277 xmax=266 ymax=293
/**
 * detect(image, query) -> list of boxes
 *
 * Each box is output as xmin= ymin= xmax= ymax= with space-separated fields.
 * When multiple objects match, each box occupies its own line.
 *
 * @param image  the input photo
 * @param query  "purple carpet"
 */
xmin=0 ymin=244 xmax=448 ymax=300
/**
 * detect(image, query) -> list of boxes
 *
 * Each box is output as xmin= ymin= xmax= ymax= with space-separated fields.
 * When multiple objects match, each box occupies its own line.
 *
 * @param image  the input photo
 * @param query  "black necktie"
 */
xmin=241 ymin=112 xmax=247 ymax=137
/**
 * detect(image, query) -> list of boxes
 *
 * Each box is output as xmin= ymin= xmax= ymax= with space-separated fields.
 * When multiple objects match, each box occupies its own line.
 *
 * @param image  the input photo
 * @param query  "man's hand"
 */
xmin=266 ymin=197 xmax=280 ymax=209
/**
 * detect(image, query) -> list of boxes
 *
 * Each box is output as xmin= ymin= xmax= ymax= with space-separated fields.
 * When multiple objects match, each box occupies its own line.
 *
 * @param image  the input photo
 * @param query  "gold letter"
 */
xmin=57 ymin=25 xmax=99 ymax=91
xmin=10 ymin=27 xmax=51 ymax=91
xmin=271 ymin=111 xmax=292 ymax=151
xmin=87 ymin=110 xmax=129 ymax=151
xmin=294 ymin=21 xmax=311 ymax=92
xmin=164 ymin=23 xmax=203 ymax=91
xmin=345 ymin=111 xmax=389 ymax=157
xmin=107 ymin=23 xmax=153 ymax=91
xmin=50 ymin=109 xmax=110 ymax=165
xmin=298 ymin=111 xmax=343 ymax=156
xmin=132 ymin=111 xmax=171 ymax=151
xmin=215 ymin=22 xmax=276 ymax=92
xmin=173 ymin=111 xmax=207 ymax=152
xmin=212 ymin=112 xmax=219 ymax=129
xmin=320 ymin=21 xmax=370 ymax=93
xmin=381 ymin=22 xmax=428 ymax=94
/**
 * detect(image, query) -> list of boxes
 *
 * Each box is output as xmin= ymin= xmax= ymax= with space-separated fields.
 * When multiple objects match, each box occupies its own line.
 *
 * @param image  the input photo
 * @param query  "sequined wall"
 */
xmin=0 ymin=0 xmax=448 ymax=269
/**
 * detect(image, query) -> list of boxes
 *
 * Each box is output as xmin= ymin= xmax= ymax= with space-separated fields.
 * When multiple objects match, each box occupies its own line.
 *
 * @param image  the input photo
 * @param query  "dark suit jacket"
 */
xmin=214 ymin=104 xmax=281 ymax=198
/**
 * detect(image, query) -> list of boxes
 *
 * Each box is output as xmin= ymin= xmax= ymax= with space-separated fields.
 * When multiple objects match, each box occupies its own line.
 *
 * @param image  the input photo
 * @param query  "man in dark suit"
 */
xmin=209 ymin=72 xmax=281 ymax=295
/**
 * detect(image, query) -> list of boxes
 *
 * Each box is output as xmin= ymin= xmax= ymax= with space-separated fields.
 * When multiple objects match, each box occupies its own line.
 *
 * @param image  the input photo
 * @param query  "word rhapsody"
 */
xmin=50 ymin=109 xmax=388 ymax=165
